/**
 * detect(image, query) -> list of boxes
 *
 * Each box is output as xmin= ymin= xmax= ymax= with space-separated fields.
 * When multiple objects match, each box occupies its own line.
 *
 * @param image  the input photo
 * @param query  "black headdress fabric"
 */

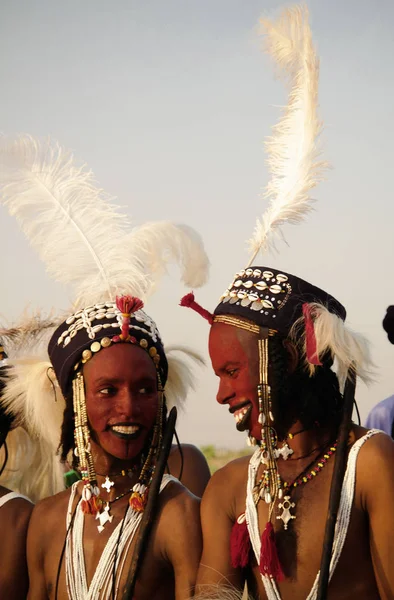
xmin=383 ymin=306 xmax=394 ymax=344
xmin=214 ymin=266 xmax=346 ymax=334
xmin=48 ymin=304 xmax=168 ymax=397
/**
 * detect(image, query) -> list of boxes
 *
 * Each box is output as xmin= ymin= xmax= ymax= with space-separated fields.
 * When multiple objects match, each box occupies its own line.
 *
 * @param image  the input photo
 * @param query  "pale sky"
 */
xmin=1 ymin=0 xmax=393 ymax=448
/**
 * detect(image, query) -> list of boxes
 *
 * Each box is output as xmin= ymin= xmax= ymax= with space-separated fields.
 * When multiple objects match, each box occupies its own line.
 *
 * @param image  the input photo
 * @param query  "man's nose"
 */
xmin=216 ymin=380 xmax=234 ymax=406
xmin=116 ymin=389 xmax=140 ymax=417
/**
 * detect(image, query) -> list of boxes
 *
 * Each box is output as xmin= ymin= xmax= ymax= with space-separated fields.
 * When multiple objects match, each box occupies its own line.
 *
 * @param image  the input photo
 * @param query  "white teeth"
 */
xmin=111 ymin=425 xmax=140 ymax=434
xmin=233 ymin=406 xmax=250 ymax=423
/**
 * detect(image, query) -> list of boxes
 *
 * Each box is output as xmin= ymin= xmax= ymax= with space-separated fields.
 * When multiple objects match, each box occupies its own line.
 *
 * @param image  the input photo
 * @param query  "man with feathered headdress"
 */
xmin=182 ymin=5 xmax=394 ymax=599
xmin=0 ymin=136 xmax=210 ymax=599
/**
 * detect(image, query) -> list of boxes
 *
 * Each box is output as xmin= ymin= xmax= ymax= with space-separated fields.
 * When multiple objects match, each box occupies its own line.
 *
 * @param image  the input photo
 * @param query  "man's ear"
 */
xmin=282 ymin=339 xmax=299 ymax=374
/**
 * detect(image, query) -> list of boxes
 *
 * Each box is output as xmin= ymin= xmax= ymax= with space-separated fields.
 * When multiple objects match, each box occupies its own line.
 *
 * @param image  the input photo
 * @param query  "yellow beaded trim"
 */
xmin=213 ymin=315 xmax=277 ymax=336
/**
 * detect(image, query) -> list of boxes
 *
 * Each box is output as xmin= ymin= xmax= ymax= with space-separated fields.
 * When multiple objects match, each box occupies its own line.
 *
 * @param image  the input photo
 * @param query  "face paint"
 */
xmin=208 ymin=322 xmax=262 ymax=440
xmin=83 ymin=343 xmax=158 ymax=462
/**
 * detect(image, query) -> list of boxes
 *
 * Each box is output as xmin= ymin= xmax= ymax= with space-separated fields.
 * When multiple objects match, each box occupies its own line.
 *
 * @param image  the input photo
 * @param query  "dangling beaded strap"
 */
xmin=245 ymin=429 xmax=383 ymax=600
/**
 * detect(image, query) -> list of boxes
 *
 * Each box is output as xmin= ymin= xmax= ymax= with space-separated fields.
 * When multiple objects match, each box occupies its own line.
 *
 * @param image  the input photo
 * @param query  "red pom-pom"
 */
xmin=259 ymin=522 xmax=284 ymax=581
xmin=230 ymin=516 xmax=251 ymax=568
xmin=81 ymin=496 xmax=102 ymax=516
xmin=180 ymin=292 xmax=196 ymax=307
xmin=302 ymin=303 xmax=322 ymax=366
xmin=179 ymin=292 xmax=213 ymax=324
xmin=129 ymin=491 xmax=147 ymax=513
xmin=116 ymin=295 xmax=144 ymax=315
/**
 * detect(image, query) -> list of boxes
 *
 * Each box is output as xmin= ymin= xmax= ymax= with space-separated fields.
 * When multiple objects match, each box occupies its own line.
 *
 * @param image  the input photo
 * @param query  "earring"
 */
xmin=73 ymin=372 xmax=102 ymax=515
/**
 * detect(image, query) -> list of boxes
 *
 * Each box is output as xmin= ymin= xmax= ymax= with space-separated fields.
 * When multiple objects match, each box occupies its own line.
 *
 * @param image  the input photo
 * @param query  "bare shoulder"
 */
xmin=168 ymin=443 xmax=211 ymax=497
xmin=206 ymin=453 xmax=250 ymax=492
xmin=354 ymin=425 xmax=394 ymax=465
xmin=159 ymin=477 xmax=201 ymax=519
xmin=28 ymin=486 xmax=73 ymax=545
xmin=171 ymin=443 xmax=209 ymax=468
xmin=352 ymin=426 xmax=394 ymax=506
xmin=1 ymin=493 xmax=33 ymax=532
xmin=156 ymin=478 xmax=202 ymax=561
xmin=201 ymin=454 xmax=250 ymax=517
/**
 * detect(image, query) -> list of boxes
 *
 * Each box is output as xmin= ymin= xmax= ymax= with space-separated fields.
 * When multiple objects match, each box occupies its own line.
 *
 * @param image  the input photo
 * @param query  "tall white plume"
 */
xmin=247 ymin=4 xmax=327 ymax=263
xmin=0 ymin=135 xmax=209 ymax=308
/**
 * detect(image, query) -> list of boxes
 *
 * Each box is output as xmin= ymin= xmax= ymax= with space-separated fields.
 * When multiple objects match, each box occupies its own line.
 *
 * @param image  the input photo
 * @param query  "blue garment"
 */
xmin=365 ymin=395 xmax=394 ymax=437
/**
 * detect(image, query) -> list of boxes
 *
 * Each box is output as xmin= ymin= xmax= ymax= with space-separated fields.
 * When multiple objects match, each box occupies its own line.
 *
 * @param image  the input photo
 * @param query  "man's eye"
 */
xmin=227 ymin=369 xmax=238 ymax=377
xmin=99 ymin=387 xmax=115 ymax=396
xmin=138 ymin=387 xmax=154 ymax=394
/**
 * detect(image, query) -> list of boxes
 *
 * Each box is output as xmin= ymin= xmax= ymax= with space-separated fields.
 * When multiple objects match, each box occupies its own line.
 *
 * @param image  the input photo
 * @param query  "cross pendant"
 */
xmin=276 ymin=495 xmax=296 ymax=530
xmin=101 ymin=476 xmax=115 ymax=493
xmin=275 ymin=443 xmax=294 ymax=461
xmin=96 ymin=503 xmax=114 ymax=533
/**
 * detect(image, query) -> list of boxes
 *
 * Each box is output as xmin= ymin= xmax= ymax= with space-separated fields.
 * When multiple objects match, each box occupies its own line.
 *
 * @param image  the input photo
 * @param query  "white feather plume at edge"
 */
xmin=247 ymin=4 xmax=328 ymax=264
xmin=0 ymin=358 xmax=66 ymax=501
xmin=165 ymin=346 xmax=205 ymax=411
xmin=0 ymin=135 xmax=209 ymax=309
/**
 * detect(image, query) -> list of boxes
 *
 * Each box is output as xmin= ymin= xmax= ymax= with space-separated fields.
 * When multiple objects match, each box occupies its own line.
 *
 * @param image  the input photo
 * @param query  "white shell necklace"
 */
xmin=65 ymin=475 xmax=175 ymax=600
xmin=245 ymin=430 xmax=381 ymax=600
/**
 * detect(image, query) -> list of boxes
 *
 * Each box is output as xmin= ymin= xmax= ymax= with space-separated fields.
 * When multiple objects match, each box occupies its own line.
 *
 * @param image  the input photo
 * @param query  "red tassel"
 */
xmin=81 ymin=496 xmax=102 ymax=516
xmin=116 ymin=295 xmax=144 ymax=315
xmin=230 ymin=516 xmax=251 ymax=568
xmin=179 ymin=292 xmax=213 ymax=324
xmin=116 ymin=295 xmax=144 ymax=340
xmin=302 ymin=303 xmax=322 ymax=366
xmin=259 ymin=522 xmax=284 ymax=581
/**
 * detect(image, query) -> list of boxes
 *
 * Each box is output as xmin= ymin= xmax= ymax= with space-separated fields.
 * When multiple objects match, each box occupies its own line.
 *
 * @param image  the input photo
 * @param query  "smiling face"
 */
xmin=208 ymin=321 xmax=262 ymax=440
xmin=83 ymin=343 xmax=158 ymax=464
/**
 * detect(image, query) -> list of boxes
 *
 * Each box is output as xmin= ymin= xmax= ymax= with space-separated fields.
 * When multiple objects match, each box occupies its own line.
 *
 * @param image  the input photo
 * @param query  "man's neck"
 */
xmin=279 ymin=420 xmax=336 ymax=459
xmin=90 ymin=442 xmax=144 ymax=503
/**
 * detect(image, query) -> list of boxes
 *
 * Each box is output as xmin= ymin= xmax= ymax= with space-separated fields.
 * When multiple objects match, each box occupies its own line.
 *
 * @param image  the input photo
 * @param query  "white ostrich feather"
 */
xmin=165 ymin=345 xmax=205 ymax=411
xmin=0 ymin=135 xmax=209 ymax=308
xmin=247 ymin=4 xmax=327 ymax=263
xmin=289 ymin=303 xmax=375 ymax=389
xmin=0 ymin=426 xmax=65 ymax=502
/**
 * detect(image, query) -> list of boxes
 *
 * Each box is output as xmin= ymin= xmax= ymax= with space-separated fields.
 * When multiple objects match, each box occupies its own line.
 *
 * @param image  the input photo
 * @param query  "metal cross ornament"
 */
xmin=276 ymin=495 xmax=296 ymax=530
xmin=101 ymin=476 xmax=114 ymax=493
xmin=96 ymin=503 xmax=114 ymax=533
xmin=275 ymin=443 xmax=294 ymax=461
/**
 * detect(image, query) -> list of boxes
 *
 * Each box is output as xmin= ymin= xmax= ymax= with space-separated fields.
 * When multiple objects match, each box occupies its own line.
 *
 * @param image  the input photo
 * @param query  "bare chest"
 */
xmin=44 ymin=501 xmax=173 ymax=600
xmin=236 ymin=464 xmax=377 ymax=600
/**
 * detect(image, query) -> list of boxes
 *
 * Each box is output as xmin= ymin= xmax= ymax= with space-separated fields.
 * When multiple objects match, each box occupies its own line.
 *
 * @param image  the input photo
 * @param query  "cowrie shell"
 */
xmin=269 ymin=284 xmax=282 ymax=294
xmin=251 ymin=300 xmax=262 ymax=311
xmin=263 ymin=271 xmax=274 ymax=279
xmin=245 ymin=268 xmax=253 ymax=276
xmin=233 ymin=280 xmax=243 ymax=288
xmin=237 ymin=291 xmax=247 ymax=299
xmin=241 ymin=297 xmax=252 ymax=307
xmin=248 ymin=292 xmax=259 ymax=301
xmin=255 ymin=281 xmax=268 ymax=291
xmin=253 ymin=269 xmax=262 ymax=277
xmin=276 ymin=273 xmax=288 ymax=282
xmin=262 ymin=300 xmax=274 ymax=309
xmin=243 ymin=280 xmax=254 ymax=289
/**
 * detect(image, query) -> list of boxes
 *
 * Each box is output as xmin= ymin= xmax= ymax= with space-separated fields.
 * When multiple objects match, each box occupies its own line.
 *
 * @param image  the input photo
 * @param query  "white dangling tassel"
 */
xmin=265 ymin=492 xmax=272 ymax=504
xmin=269 ymin=411 xmax=274 ymax=422
xmin=258 ymin=413 xmax=264 ymax=424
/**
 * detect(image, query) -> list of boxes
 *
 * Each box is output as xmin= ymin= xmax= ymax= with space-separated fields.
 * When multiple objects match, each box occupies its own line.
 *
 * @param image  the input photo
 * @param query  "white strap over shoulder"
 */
xmin=0 ymin=491 xmax=32 ymax=507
